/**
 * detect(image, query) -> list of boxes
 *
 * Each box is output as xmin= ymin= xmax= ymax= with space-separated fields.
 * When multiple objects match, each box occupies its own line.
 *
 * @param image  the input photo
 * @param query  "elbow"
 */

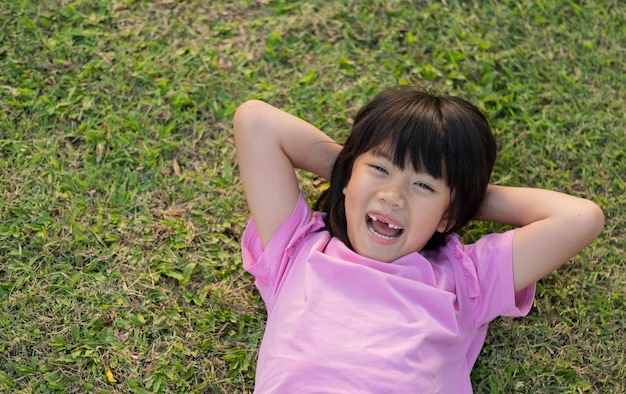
xmin=589 ymin=201 xmax=605 ymax=239
xmin=233 ymin=100 xmax=274 ymax=152
xmin=580 ymin=200 xmax=605 ymax=241
xmin=233 ymin=99 xmax=266 ymax=136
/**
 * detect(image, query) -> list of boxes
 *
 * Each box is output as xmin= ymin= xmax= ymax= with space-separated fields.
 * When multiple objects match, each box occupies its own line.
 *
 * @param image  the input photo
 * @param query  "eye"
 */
xmin=369 ymin=165 xmax=388 ymax=174
xmin=415 ymin=182 xmax=434 ymax=191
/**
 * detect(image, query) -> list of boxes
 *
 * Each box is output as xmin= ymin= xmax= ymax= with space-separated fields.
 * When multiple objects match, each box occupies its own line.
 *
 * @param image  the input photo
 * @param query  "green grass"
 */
xmin=0 ymin=0 xmax=624 ymax=392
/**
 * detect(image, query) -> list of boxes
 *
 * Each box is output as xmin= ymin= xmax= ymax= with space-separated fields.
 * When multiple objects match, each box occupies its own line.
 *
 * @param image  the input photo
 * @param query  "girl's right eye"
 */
xmin=370 ymin=165 xmax=388 ymax=174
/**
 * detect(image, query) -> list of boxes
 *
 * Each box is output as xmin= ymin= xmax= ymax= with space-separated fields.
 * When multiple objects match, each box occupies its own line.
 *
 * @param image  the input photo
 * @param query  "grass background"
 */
xmin=0 ymin=0 xmax=624 ymax=392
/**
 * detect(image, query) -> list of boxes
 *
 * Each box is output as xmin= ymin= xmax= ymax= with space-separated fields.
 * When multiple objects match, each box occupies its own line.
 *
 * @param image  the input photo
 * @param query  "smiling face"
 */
xmin=343 ymin=151 xmax=451 ymax=263
xmin=316 ymin=88 xmax=496 ymax=253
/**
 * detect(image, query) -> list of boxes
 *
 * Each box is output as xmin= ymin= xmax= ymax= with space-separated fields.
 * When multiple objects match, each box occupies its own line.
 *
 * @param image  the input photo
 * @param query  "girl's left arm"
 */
xmin=476 ymin=185 xmax=605 ymax=292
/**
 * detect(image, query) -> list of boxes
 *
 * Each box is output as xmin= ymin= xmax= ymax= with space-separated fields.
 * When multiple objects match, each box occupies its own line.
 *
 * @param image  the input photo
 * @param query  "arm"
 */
xmin=476 ymin=185 xmax=605 ymax=292
xmin=233 ymin=100 xmax=341 ymax=247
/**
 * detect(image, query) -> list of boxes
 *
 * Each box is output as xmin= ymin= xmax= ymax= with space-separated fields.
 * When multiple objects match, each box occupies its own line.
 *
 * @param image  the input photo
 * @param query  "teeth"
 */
xmin=368 ymin=214 xmax=403 ymax=230
xmin=371 ymin=229 xmax=395 ymax=240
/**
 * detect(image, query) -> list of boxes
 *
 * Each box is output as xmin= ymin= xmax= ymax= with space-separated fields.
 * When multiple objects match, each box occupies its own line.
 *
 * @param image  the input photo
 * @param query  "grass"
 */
xmin=0 ymin=0 xmax=624 ymax=392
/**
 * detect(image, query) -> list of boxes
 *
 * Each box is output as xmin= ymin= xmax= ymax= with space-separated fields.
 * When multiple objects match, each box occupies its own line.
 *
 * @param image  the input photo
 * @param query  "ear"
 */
xmin=436 ymin=216 xmax=450 ymax=233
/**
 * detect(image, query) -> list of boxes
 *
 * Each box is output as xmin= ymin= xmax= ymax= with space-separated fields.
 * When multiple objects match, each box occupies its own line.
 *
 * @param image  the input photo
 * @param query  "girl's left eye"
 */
xmin=415 ymin=182 xmax=433 ymax=191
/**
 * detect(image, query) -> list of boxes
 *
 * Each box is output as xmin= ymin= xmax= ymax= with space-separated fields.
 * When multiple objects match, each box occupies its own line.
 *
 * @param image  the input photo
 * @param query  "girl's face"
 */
xmin=343 ymin=151 xmax=451 ymax=262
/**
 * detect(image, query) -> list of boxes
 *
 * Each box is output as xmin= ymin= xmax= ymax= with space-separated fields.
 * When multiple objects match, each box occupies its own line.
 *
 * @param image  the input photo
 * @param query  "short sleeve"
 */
xmin=241 ymin=193 xmax=324 ymax=307
xmin=453 ymin=230 xmax=535 ymax=326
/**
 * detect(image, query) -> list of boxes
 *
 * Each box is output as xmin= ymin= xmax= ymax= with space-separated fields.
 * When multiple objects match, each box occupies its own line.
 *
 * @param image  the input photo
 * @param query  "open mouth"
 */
xmin=367 ymin=214 xmax=404 ymax=240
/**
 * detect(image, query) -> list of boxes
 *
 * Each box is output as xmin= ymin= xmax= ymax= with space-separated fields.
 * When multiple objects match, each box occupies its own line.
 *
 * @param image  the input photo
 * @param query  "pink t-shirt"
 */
xmin=242 ymin=194 xmax=535 ymax=393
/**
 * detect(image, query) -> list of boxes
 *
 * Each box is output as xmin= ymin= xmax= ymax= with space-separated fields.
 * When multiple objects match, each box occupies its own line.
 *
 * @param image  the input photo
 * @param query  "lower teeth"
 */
xmin=368 ymin=223 xmax=397 ymax=240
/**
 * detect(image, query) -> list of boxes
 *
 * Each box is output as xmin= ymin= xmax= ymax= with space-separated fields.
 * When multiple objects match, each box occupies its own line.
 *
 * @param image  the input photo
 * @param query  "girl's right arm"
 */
xmin=233 ymin=100 xmax=341 ymax=248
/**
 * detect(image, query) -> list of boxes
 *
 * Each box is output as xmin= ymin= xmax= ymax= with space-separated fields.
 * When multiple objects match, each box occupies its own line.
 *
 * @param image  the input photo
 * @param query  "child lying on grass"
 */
xmin=233 ymin=86 xmax=604 ymax=393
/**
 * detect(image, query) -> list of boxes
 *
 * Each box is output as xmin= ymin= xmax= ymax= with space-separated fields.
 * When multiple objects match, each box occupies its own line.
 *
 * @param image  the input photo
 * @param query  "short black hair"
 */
xmin=315 ymin=86 xmax=496 ymax=250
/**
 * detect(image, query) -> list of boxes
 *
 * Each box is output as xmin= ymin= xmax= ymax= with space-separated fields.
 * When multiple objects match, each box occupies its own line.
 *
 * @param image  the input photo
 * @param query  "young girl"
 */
xmin=233 ymin=86 xmax=604 ymax=393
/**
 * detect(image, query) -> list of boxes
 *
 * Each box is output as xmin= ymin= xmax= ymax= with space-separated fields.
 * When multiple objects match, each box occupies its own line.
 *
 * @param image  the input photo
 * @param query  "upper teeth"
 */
xmin=368 ymin=214 xmax=403 ymax=230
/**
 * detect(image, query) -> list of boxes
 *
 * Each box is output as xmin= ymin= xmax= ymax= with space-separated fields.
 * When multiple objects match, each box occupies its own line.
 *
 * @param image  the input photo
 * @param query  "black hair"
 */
xmin=314 ymin=86 xmax=496 ymax=250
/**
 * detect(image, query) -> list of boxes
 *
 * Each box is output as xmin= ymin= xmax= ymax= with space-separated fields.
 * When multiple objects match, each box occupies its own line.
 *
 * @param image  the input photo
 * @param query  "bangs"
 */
xmin=365 ymin=107 xmax=447 ymax=180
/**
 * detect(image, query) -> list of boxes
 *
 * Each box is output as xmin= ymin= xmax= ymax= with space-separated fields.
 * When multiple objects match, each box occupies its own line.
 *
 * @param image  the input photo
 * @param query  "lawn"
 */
xmin=0 ymin=0 xmax=624 ymax=392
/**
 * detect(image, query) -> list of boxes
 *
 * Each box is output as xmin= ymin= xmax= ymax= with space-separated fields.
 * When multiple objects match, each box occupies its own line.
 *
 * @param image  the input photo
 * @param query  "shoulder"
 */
xmin=242 ymin=193 xmax=325 ymax=272
xmin=425 ymin=231 xmax=515 ymax=266
xmin=242 ymin=194 xmax=328 ymax=305
xmin=423 ymin=230 xmax=516 ymax=298
xmin=435 ymin=230 xmax=534 ymax=320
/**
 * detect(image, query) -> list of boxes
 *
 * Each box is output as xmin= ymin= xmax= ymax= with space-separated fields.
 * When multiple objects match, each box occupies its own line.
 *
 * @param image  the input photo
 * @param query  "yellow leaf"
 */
xmin=317 ymin=182 xmax=330 ymax=192
xmin=105 ymin=368 xmax=117 ymax=383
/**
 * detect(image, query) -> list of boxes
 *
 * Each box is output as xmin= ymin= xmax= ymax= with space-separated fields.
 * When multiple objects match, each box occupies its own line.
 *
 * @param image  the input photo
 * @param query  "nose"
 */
xmin=378 ymin=181 xmax=405 ymax=208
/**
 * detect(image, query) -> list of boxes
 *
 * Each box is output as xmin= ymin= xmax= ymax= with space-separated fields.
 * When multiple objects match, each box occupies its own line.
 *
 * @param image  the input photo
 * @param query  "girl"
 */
xmin=233 ymin=86 xmax=604 ymax=393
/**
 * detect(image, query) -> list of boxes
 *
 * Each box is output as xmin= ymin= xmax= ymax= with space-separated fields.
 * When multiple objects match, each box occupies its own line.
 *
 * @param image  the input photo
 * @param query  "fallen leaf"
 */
xmin=105 ymin=367 xmax=117 ymax=383
xmin=173 ymin=158 xmax=181 ymax=176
